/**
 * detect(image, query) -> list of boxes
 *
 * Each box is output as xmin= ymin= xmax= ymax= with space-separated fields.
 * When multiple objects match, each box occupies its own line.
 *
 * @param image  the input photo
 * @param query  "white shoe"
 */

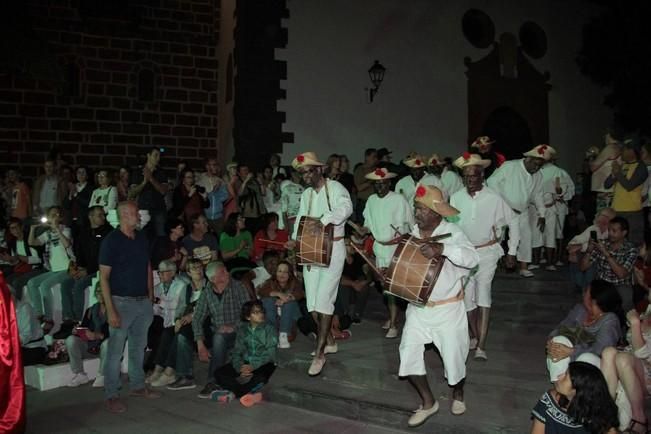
xmin=381 ymin=320 xmax=391 ymax=330
xmin=555 ymin=261 xmax=564 ymax=267
xmin=146 ymin=367 xmax=163 ymax=384
xmin=278 ymin=332 xmax=291 ymax=349
xmin=451 ymin=399 xmax=467 ymax=415
xmin=385 ymin=327 xmax=399 ymax=339
xmin=151 ymin=372 xmax=176 ymax=388
xmin=408 ymin=401 xmax=439 ymax=427
xmin=539 ymin=258 xmax=547 ymax=264
xmin=67 ymin=373 xmax=90 ymax=387
xmin=92 ymin=375 xmax=104 ymax=388
xmin=308 ymin=356 xmax=326 ymax=376
xmin=469 ymin=338 xmax=478 ymax=350
xmin=527 ymin=264 xmax=540 ymax=270
xmin=545 ymin=265 xmax=557 ymax=271
xmin=474 ymin=348 xmax=487 ymax=361
xmin=311 ymin=343 xmax=338 ymax=356
xmin=519 ymin=269 xmax=534 ymax=278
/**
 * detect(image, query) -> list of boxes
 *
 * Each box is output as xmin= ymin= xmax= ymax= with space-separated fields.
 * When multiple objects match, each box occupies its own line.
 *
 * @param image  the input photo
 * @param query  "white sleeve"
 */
xmin=321 ymin=182 xmax=353 ymax=226
xmin=291 ymin=189 xmax=310 ymax=240
xmin=107 ymin=187 xmax=118 ymax=211
xmin=441 ymin=227 xmax=479 ymax=269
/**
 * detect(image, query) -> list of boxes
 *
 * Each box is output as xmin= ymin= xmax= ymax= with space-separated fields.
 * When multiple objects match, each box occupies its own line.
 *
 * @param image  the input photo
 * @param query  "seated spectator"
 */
xmin=192 ymin=261 xmax=250 ymax=399
xmin=65 ymin=284 xmax=109 ymax=388
xmin=253 ymin=213 xmax=288 ymax=263
xmin=166 ymin=259 xmax=211 ymax=391
xmin=1 ymin=218 xmax=43 ymax=296
xmin=531 ymin=361 xmax=619 ymax=434
xmin=601 ymin=308 xmax=651 ymax=433
xmin=89 ymin=169 xmax=118 ymax=213
xmin=171 ymin=169 xmax=209 ymax=226
xmin=220 ymin=213 xmax=255 ymax=277
xmin=580 ymin=216 xmax=638 ymax=311
xmin=547 ymin=280 xmax=623 ymax=382
xmin=151 ymin=218 xmax=186 ymax=271
xmin=26 ymin=206 xmax=74 ymax=333
xmin=212 ymin=300 xmax=276 ymax=406
xmin=146 ymin=260 xmax=190 ymax=388
xmin=14 ymin=291 xmax=47 ymax=366
xmin=568 ymin=207 xmax=616 ymax=292
xmin=338 ymin=239 xmax=371 ymax=326
xmin=64 ymin=166 xmax=93 ymax=234
xmin=55 ymin=206 xmax=112 ymax=340
xmin=633 ymin=236 xmax=651 ymax=312
xmin=258 ymin=261 xmax=304 ymax=349
xmin=242 ymin=251 xmax=280 ymax=299
xmin=181 ymin=213 xmax=219 ymax=265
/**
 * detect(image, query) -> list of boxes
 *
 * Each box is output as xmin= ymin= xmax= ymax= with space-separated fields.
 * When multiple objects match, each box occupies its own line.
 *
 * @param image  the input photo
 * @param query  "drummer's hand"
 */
xmin=308 ymin=220 xmax=323 ymax=236
xmin=420 ymin=242 xmax=444 ymax=260
xmin=285 ymin=240 xmax=297 ymax=250
xmin=505 ymin=254 xmax=516 ymax=269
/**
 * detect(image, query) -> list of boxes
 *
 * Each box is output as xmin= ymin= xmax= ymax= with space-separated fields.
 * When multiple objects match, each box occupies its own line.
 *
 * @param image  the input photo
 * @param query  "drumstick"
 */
xmin=410 ymin=232 xmax=452 ymax=245
xmin=350 ymin=242 xmax=382 ymax=277
xmin=346 ymin=220 xmax=368 ymax=236
xmin=259 ymin=239 xmax=287 ymax=247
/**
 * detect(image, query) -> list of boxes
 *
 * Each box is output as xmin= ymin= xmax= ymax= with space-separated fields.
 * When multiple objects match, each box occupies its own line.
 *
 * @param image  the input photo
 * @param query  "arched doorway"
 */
xmin=482 ymin=106 xmax=533 ymax=160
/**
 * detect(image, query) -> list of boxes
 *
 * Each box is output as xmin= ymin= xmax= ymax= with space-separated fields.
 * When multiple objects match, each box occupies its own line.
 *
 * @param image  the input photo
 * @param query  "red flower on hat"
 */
xmin=537 ymin=145 xmax=547 ymax=156
xmin=462 ymin=152 xmax=471 ymax=160
xmin=431 ymin=158 xmax=438 ymax=165
xmin=415 ymin=159 xmax=422 ymax=165
xmin=374 ymin=168 xmax=385 ymax=177
xmin=296 ymin=154 xmax=305 ymax=163
xmin=415 ymin=185 xmax=426 ymax=198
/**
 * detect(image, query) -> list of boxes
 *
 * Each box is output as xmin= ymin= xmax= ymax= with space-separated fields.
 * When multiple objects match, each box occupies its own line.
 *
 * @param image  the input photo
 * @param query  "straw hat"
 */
xmin=414 ymin=185 xmax=459 ymax=217
xmin=403 ymin=154 xmax=427 ymax=169
xmin=226 ymin=162 xmax=238 ymax=171
xmin=523 ymin=144 xmax=556 ymax=161
xmin=428 ymin=154 xmax=444 ymax=166
xmin=291 ymin=152 xmax=325 ymax=169
xmin=453 ymin=152 xmax=491 ymax=169
xmin=365 ymin=167 xmax=397 ymax=181
xmin=470 ymin=136 xmax=495 ymax=151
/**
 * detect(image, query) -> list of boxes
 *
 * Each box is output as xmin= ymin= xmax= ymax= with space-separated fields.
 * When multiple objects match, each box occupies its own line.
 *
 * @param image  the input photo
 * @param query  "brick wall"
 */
xmin=0 ymin=0 xmax=219 ymax=180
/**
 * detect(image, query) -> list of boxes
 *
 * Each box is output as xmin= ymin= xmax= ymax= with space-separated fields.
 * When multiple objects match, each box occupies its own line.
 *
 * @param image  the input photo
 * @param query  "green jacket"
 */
xmin=231 ymin=322 xmax=278 ymax=371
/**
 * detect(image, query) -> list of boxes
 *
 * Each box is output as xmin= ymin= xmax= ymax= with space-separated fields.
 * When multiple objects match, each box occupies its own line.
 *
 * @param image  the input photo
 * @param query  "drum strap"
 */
xmin=424 ymin=290 xmax=464 ymax=308
xmin=306 ymin=179 xmax=332 ymax=216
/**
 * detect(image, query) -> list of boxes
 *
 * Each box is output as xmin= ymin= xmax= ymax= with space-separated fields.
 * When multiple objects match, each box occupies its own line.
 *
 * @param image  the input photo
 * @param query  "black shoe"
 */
xmin=197 ymin=382 xmax=220 ymax=399
xmin=167 ymin=377 xmax=196 ymax=390
xmin=352 ymin=315 xmax=361 ymax=324
xmin=53 ymin=320 xmax=77 ymax=340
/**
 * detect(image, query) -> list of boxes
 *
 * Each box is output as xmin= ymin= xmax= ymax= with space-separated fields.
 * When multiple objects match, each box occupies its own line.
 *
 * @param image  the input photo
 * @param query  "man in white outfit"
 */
xmin=395 ymin=154 xmax=443 ymax=207
xmin=398 ymin=185 xmax=478 ymax=428
xmin=362 ymin=167 xmax=414 ymax=339
xmin=288 ymin=152 xmax=353 ymax=377
xmin=428 ymin=153 xmax=463 ymax=199
xmin=486 ymin=145 xmax=553 ymax=277
xmin=450 ymin=152 xmax=519 ymax=361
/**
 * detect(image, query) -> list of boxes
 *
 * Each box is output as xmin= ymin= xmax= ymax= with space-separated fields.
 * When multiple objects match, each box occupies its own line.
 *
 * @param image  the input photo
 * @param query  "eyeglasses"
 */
xmin=250 ymin=309 xmax=264 ymax=315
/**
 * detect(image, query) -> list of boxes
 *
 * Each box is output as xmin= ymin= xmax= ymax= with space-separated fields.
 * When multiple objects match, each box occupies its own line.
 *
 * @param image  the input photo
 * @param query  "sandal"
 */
xmin=623 ymin=419 xmax=648 ymax=433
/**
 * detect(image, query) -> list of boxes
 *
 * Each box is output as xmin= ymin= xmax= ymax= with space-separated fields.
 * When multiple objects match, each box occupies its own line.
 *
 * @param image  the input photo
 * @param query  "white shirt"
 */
xmin=568 ymin=224 xmax=608 ymax=252
xmin=363 ymin=191 xmax=414 ymax=267
xmin=154 ymin=277 xmax=188 ymax=328
xmin=411 ymin=221 xmax=479 ymax=302
xmin=486 ymin=159 xmax=545 ymax=217
xmin=89 ymin=186 xmax=118 ymax=212
xmin=395 ymin=173 xmax=444 ymax=207
xmin=292 ymin=179 xmax=353 ymax=239
xmin=39 ymin=177 xmax=59 ymax=210
xmin=37 ymin=226 xmax=73 ymax=272
xmin=280 ymin=180 xmax=304 ymax=218
xmin=251 ymin=266 xmax=271 ymax=289
xmin=450 ymin=187 xmax=520 ymax=256
xmin=441 ymin=168 xmax=464 ymax=198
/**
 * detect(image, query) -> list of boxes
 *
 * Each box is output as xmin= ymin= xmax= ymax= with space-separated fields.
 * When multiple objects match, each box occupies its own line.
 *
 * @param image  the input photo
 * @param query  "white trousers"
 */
xmin=516 ymin=211 xmax=533 ymax=263
xmin=532 ymin=207 xmax=557 ymax=249
xmin=303 ymin=239 xmax=346 ymax=315
xmin=464 ymin=246 xmax=501 ymax=310
xmin=399 ymin=301 xmax=469 ymax=385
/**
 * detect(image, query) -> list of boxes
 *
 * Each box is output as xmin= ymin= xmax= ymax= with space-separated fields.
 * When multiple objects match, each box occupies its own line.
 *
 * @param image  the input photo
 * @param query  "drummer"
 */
xmin=361 ymin=167 xmax=414 ymax=338
xmin=399 ymin=185 xmax=478 ymax=428
xmin=286 ymin=152 xmax=353 ymax=377
xmin=450 ymin=152 xmax=519 ymax=362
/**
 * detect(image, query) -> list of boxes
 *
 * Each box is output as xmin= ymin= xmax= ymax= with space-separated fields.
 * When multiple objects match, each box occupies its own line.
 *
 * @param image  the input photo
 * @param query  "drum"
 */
xmin=296 ymin=216 xmax=334 ymax=267
xmin=384 ymin=235 xmax=445 ymax=305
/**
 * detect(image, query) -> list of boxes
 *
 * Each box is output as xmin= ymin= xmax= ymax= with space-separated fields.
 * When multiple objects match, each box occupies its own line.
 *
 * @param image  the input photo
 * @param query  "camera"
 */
xmin=195 ymin=185 xmax=206 ymax=194
xmin=40 ymin=216 xmax=48 ymax=224
xmin=159 ymin=147 xmax=166 ymax=153
xmin=590 ymin=230 xmax=597 ymax=241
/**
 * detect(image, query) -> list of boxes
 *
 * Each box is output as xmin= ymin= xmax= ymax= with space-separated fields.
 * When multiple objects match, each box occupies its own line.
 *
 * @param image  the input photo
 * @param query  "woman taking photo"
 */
xmin=171 ymin=169 xmax=209 ymax=225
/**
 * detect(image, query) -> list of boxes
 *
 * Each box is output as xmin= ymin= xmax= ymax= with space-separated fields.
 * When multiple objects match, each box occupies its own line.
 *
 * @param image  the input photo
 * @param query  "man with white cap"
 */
xmin=450 ymin=152 xmax=519 ymax=361
xmin=361 ymin=167 xmax=414 ymax=339
xmin=399 ymin=185 xmax=478 ymax=427
xmin=487 ymin=145 xmax=553 ymax=277
xmin=428 ymin=154 xmax=463 ymax=199
xmin=287 ymin=152 xmax=353 ymax=376
xmin=395 ymin=154 xmax=443 ymax=207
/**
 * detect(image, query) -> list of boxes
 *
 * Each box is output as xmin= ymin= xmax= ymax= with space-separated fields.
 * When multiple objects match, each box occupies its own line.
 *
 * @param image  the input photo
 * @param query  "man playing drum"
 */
xmin=361 ymin=167 xmax=414 ymax=338
xmin=399 ymin=185 xmax=478 ymax=427
xmin=450 ymin=152 xmax=519 ymax=361
xmin=287 ymin=152 xmax=353 ymax=376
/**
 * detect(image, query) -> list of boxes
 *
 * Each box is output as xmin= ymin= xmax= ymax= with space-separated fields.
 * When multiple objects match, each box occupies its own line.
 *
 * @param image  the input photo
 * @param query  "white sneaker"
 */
xmin=474 ymin=348 xmax=488 ymax=361
xmin=555 ymin=261 xmax=564 ymax=267
xmin=469 ymin=338 xmax=478 ymax=350
xmin=310 ymin=343 xmax=338 ymax=356
xmin=385 ymin=327 xmax=399 ymax=339
xmin=278 ymin=332 xmax=291 ymax=349
xmin=146 ymin=367 xmax=163 ymax=384
xmin=519 ymin=269 xmax=534 ymax=278
xmin=92 ymin=375 xmax=104 ymax=388
xmin=527 ymin=264 xmax=540 ymax=270
xmin=545 ymin=265 xmax=557 ymax=271
xmin=539 ymin=258 xmax=547 ymax=264
xmin=151 ymin=372 xmax=176 ymax=388
xmin=381 ymin=320 xmax=391 ymax=330
xmin=67 ymin=373 xmax=90 ymax=387
xmin=408 ymin=401 xmax=439 ymax=427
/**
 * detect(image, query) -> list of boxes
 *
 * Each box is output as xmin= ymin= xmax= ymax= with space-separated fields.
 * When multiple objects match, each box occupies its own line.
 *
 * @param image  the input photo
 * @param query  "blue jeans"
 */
xmin=175 ymin=332 xmax=195 ymax=378
xmin=61 ymin=274 xmax=94 ymax=321
xmin=104 ymin=296 xmax=153 ymax=400
xmin=262 ymin=298 xmax=301 ymax=334
xmin=569 ymin=254 xmax=595 ymax=291
xmin=26 ymin=270 xmax=74 ymax=318
xmin=207 ymin=331 xmax=236 ymax=383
